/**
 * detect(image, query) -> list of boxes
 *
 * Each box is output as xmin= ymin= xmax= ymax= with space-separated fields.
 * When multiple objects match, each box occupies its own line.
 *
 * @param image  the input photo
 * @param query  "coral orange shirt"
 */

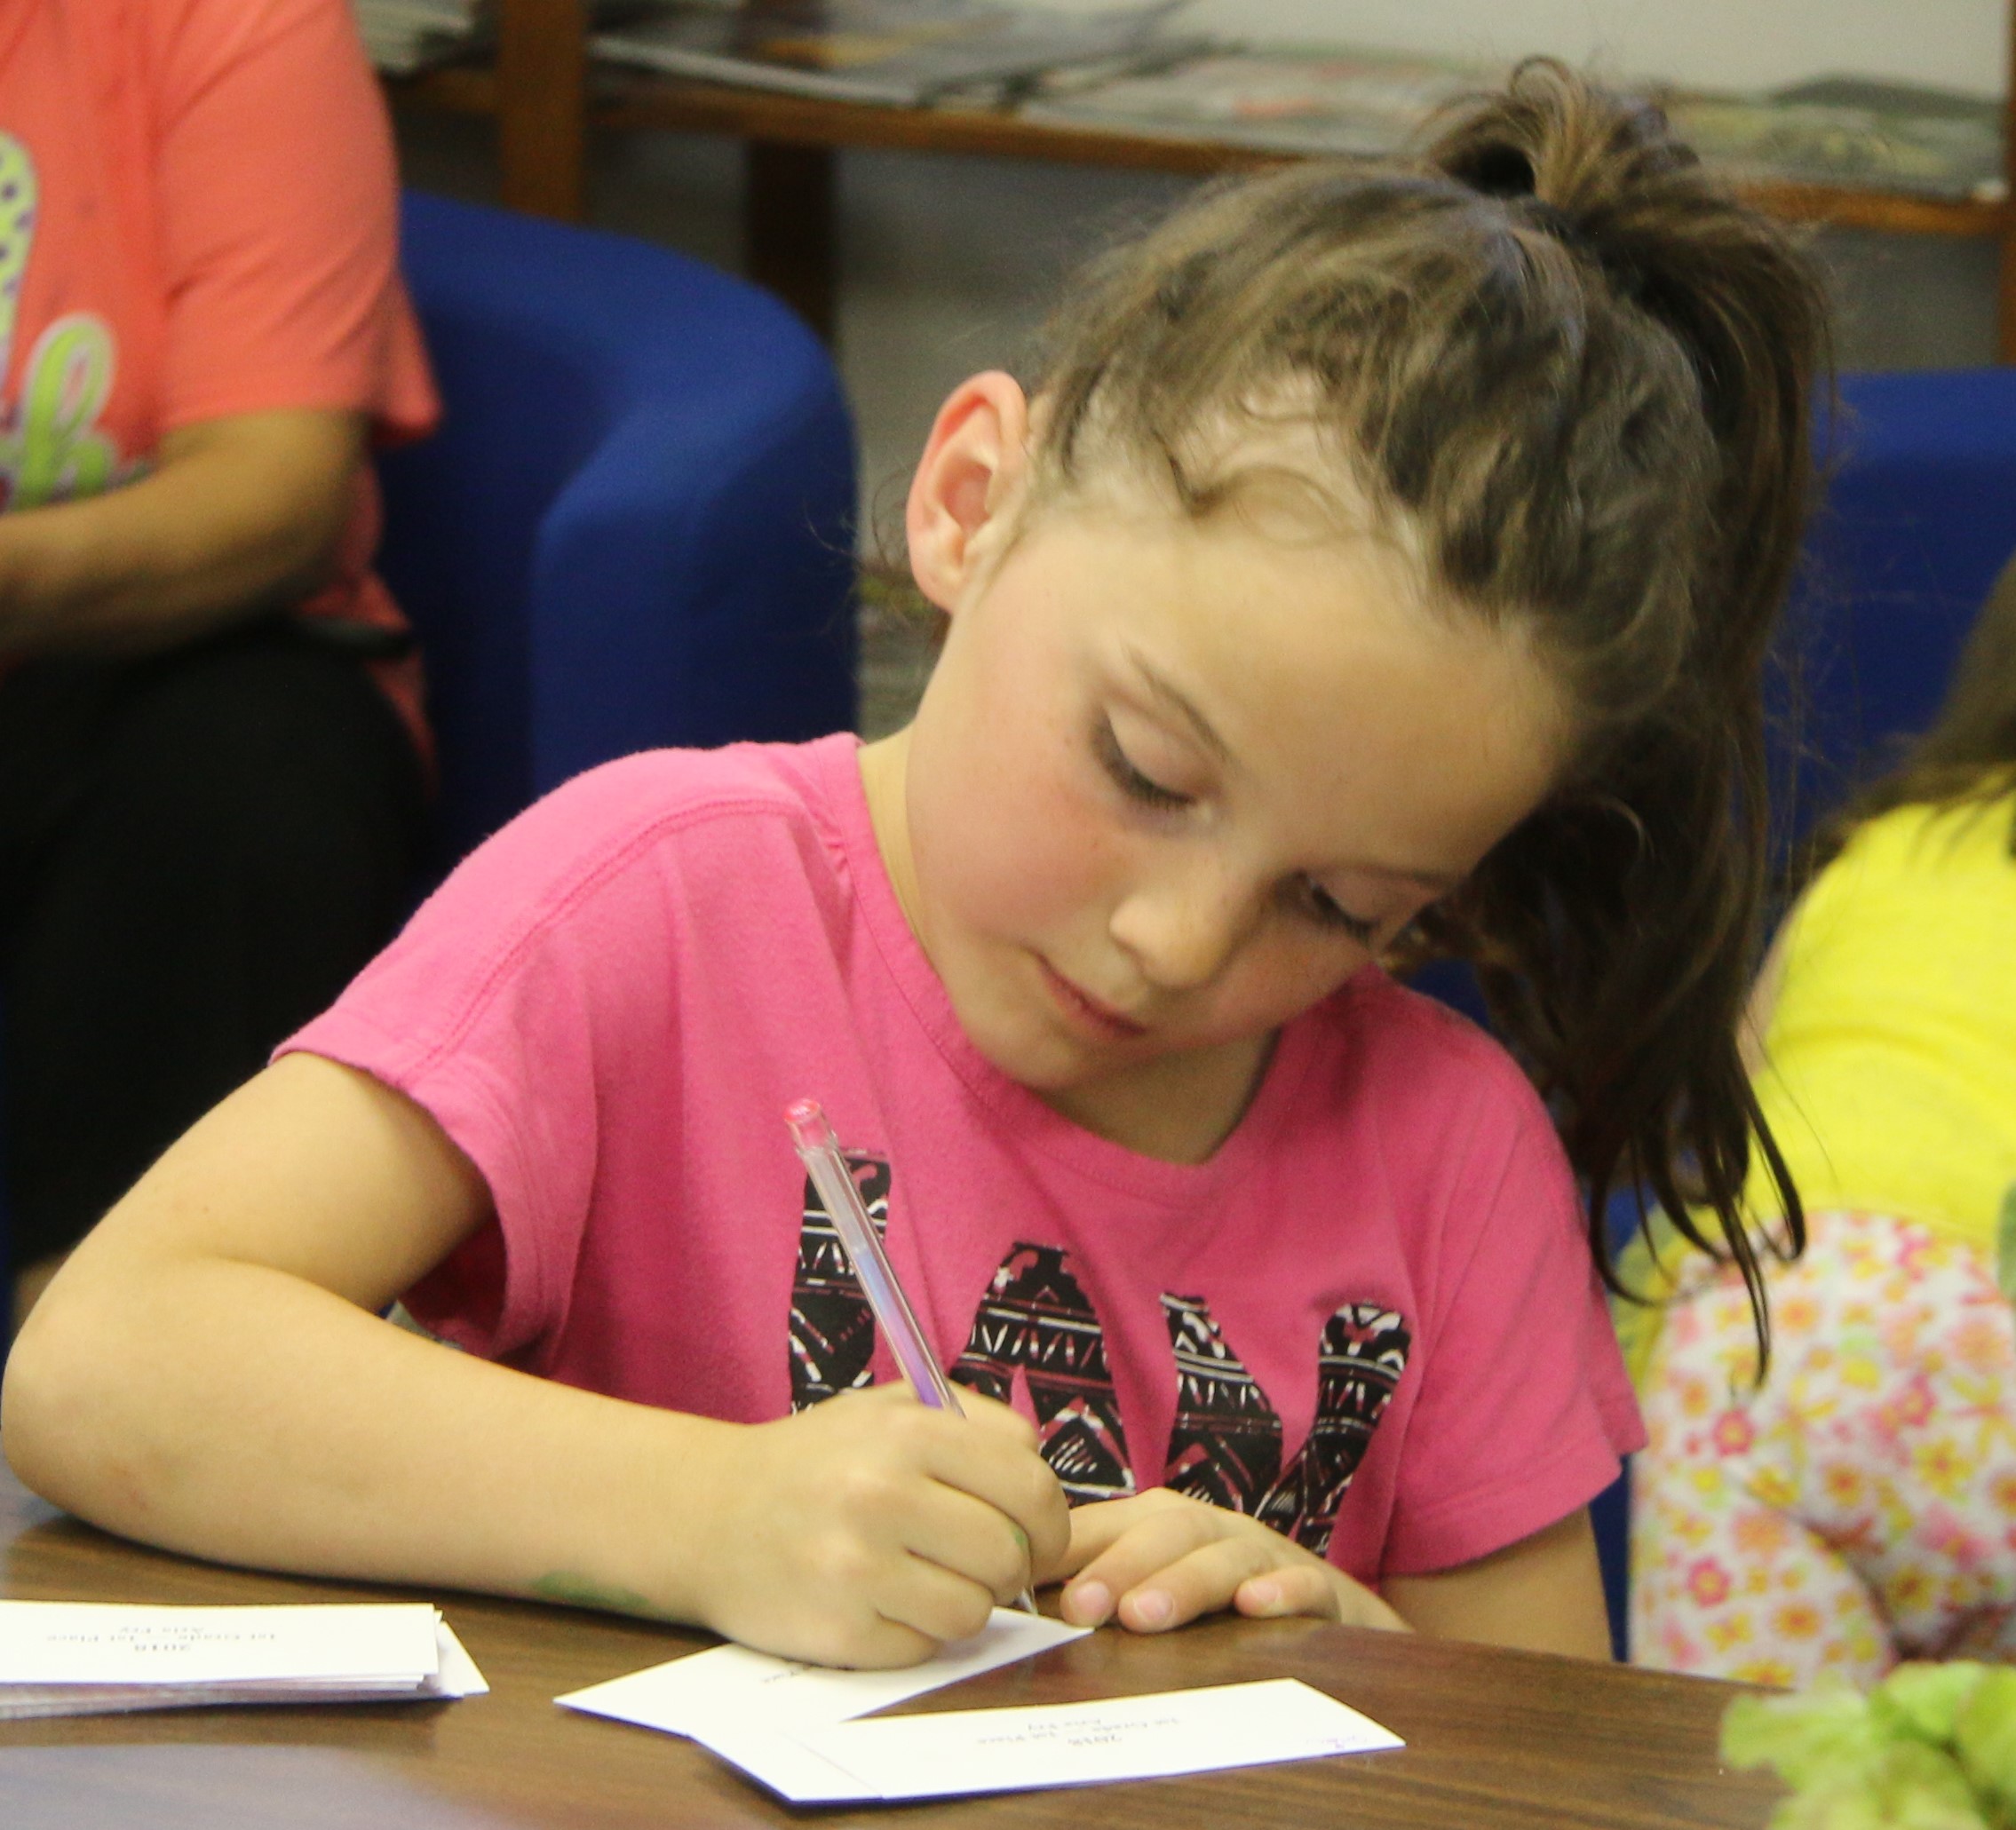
xmin=0 ymin=0 xmax=440 ymax=744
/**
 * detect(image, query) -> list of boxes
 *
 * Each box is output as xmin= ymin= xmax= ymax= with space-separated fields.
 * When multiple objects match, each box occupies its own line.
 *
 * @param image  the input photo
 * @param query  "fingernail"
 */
xmin=1068 ymin=1580 xmax=1111 ymax=1623
xmin=1131 ymin=1589 xmax=1172 ymax=1629
xmin=1244 ymin=1580 xmax=1280 ymax=1612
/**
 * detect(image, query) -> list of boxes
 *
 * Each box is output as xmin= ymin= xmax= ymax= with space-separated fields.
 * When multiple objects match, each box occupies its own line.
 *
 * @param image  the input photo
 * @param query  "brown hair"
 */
xmin=1806 ymin=548 xmax=2016 ymax=873
xmin=1014 ymin=60 xmax=1829 ymax=1354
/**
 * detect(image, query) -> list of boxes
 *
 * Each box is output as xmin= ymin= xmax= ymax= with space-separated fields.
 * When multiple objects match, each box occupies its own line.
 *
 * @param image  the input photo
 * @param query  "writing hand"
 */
xmin=687 ymin=1382 xmax=1068 ymax=1669
xmin=1052 ymin=1488 xmax=1407 ymax=1636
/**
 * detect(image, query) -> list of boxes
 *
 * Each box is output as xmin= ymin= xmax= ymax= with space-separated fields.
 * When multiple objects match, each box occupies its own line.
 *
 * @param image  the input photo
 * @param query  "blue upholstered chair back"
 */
xmin=1777 ymin=369 xmax=2016 ymax=838
xmin=1 ymin=197 xmax=858 ymax=1327
xmin=377 ymin=190 xmax=858 ymax=868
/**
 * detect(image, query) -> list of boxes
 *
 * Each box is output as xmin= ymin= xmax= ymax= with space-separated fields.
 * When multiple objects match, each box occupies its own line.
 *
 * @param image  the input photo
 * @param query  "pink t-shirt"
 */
xmin=286 ymin=735 xmax=1642 ymax=1580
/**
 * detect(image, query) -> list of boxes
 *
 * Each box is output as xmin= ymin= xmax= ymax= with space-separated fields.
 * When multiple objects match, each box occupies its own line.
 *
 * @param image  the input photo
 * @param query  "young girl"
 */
xmin=4 ymin=64 xmax=1821 ymax=1671
xmin=1629 ymin=553 xmax=2016 ymax=1690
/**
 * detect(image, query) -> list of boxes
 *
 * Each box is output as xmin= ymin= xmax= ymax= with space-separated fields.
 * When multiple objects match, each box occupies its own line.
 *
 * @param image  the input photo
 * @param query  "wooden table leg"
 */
xmin=496 ymin=0 xmax=588 ymax=220
xmin=746 ymin=140 xmax=837 ymax=345
xmin=2000 ymin=219 xmax=2016 ymax=364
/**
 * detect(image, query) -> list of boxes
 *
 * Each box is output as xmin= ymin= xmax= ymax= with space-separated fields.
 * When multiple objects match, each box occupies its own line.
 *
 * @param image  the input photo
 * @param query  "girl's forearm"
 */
xmin=2 ymin=1256 xmax=733 ymax=1625
xmin=0 ymin=408 xmax=362 ymax=658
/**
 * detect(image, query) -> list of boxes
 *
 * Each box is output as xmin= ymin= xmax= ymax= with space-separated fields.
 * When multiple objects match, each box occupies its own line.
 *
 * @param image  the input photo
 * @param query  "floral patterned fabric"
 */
xmin=1631 ymin=1208 xmax=2016 ymax=1686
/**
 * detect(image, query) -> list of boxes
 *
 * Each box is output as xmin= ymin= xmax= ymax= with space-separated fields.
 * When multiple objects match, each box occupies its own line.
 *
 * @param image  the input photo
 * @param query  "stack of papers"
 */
xmin=1019 ymin=43 xmax=1496 ymax=154
xmin=558 ymin=1607 xmax=1401 ymax=1803
xmin=353 ymin=0 xmax=484 ymax=75
xmin=0 ymin=1601 xmax=488 ymax=1720
xmin=591 ymin=1 xmax=1197 ymax=108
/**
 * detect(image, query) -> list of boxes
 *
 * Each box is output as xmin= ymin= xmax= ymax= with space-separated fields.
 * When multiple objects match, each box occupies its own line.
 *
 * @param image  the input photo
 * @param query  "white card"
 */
xmin=706 ymin=1678 xmax=1404 ymax=1804
xmin=0 ymin=1602 xmax=442 ymax=1688
xmin=426 ymin=1620 xmax=489 ymax=1700
xmin=554 ymin=1608 xmax=1087 ymax=1739
xmin=0 ymin=1604 xmax=488 ymax=1720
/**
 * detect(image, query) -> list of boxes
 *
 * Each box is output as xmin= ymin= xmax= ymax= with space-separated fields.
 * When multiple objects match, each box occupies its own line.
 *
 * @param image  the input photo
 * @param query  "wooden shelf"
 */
xmin=387 ymin=0 xmax=2016 ymax=356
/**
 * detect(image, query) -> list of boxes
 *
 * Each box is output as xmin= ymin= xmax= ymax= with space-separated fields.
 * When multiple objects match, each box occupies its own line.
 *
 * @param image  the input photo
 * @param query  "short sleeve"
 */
xmin=278 ymin=761 xmax=689 ymax=1367
xmin=144 ymin=0 xmax=437 ymax=441
xmin=1380 ymin=1090 xmax=1645 ymax=1575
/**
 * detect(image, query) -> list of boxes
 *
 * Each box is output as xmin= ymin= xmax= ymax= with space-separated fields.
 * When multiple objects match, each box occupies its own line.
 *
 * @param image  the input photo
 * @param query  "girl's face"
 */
xmin=865 ymin=377 xmax=1570 ymax=1151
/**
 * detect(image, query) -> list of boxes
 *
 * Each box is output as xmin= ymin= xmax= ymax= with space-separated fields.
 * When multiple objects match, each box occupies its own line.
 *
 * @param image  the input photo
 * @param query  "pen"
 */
xmin=786 ymin=1097 xmax=1039 ymax=1615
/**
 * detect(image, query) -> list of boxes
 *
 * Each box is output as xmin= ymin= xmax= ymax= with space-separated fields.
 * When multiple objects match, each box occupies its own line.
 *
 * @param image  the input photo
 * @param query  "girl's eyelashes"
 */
xmin=1094 ymin=716 xmax=1193 ymax=810
xmin=1302 ymin=880 xmax=1379 ymax=945
xmin=1094 ymin=715 xmax=1385 ymax=942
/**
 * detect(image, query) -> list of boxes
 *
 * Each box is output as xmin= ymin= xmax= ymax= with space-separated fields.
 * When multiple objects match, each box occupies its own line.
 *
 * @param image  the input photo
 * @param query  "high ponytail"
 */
xmin=1413 ymin=64 xmax=1828 ymax=1359
xmin=1018 ymin=59 xmax=1830 ymax=1361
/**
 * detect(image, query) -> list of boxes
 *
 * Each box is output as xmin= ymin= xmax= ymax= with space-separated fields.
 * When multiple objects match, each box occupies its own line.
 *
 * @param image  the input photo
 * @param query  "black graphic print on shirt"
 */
xmin=948 ymin=1244 xmax=1137 ymax=1504
xmin=787 ymin=1153 xmax=891 ymax=1408
xmin=1163 ymin=1295 xmax=1410 ymax=1556
xmin=785 ymin=1165 xmax=1412 ymax=1549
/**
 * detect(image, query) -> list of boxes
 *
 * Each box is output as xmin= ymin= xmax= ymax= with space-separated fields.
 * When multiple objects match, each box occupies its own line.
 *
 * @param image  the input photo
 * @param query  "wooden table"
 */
xmin=0 ymin=1466 xmax=1780 ymax=1827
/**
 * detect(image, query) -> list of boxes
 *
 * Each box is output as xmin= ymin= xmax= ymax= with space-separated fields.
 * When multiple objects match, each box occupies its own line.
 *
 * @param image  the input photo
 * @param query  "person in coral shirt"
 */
xmin=0 ymin=0 xmax=441 ymax=1327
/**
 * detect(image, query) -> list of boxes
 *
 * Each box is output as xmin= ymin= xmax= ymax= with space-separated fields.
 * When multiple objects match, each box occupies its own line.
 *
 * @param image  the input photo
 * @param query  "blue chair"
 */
xmin=1 ymin=195 xmax=858 ymax=1329
xmin=1775 ymin=368 xmax=2016 ymax=846
xmin=377 ymin=190 xmax=859 ymax=868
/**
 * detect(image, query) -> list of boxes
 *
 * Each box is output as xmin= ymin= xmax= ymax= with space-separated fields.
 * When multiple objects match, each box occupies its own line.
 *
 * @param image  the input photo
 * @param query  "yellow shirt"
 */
xmin=1744 ymin=794 xmax=2016 ymax=1254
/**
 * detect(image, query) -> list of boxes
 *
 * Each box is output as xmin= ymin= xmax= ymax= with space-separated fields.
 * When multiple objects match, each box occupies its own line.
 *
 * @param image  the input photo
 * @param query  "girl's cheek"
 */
xmin=1237 ymin=935 xmax=1369 ymax=1024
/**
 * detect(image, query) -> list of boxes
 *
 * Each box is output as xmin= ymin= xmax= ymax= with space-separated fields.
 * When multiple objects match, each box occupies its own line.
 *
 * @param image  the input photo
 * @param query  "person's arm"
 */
xmin=0 ymin=408 xmax=363 ymax=658
xmin=1050 ymin=1490 xmax=1610 ymax=1660
xmin=1384 ymin=1508 xmax=1612 ymax=1658
xmin=1 ymin=1052 xmax=1069 ymax=1670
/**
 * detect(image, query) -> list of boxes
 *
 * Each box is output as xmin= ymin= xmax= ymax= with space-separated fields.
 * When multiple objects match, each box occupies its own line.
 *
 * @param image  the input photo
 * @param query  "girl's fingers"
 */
xmin=1060 ymin=1498 xmax=1237 ymax=1623
xmin=872 ymin=1549 xmax=1007 ymax=1649
xmin=1053 ymin=1489 xmax=1407 ymax=1635
xmin=1234 ymin=1565 xmax=1405 ymax=1631
xmin=916 ymin=1398 xmax=1072 ymax=1573
xmin=1110 ymin=1536 xmax=1314 ymax=1634
xmin=1045 ymin=1496 xmax=1131 ymax=1580
xmin=1234 ymin=1563 xmax=1353 ymax=1621
xmin=1056 ymin=1491 xmax=1204 ymax=1580
xmin=897 ymin=1480 xmax=1043 ymax=1609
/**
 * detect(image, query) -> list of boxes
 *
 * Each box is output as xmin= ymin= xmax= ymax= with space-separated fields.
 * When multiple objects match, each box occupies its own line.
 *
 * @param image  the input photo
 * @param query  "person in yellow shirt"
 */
xmin=1627 ymin=551 xmax=2016 ymax=1688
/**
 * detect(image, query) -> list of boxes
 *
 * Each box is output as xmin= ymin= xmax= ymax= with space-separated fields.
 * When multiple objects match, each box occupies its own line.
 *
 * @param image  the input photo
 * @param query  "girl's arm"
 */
xmin=0 ymin=408 xmax=362 ymax=657
xmin=1383 ymin=1509 xmax=1612 ymax=1658
xmin=1 ymin=1053 xmax=1068 ymax=1669
xmin=1053 ymin=1492 xmax=1611 ymax=1660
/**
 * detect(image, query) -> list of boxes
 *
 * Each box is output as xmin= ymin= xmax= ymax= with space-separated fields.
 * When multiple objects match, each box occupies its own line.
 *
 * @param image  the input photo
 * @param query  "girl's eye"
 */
xmin=1303 ymin=881 xmax=1378 ymax=945
xmin=1095 ymin=717 xmax=1192 ymax=810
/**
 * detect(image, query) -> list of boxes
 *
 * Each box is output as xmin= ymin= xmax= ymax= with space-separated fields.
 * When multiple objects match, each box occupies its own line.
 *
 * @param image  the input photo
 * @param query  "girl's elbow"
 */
xmin=2 ymin=1273 xmax=154 ymax=1518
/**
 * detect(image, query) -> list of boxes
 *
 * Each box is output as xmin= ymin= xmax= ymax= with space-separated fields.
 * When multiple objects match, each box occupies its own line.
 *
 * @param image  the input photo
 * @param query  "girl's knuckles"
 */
xmin=831 ymin=1461 xmax=907 ymax=1518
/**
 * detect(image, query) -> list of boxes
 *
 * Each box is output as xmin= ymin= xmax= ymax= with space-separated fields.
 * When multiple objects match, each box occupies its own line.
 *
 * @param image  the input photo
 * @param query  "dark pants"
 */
xmin=0 ymin=620 xmax=427 ymax=1266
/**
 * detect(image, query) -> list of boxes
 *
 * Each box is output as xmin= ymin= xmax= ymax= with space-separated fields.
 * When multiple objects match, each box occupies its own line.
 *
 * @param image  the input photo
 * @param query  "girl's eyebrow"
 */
xmin=1126 ymin=648 xmax=1232 ymax=764
xmin=1127 ymin=647 xmax=1463 ymax=894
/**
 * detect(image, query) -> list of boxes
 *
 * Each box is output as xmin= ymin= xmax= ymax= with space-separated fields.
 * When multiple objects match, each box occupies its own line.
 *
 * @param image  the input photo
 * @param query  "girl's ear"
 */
xmin=906 ymin=371 xmax=1032 ymax=613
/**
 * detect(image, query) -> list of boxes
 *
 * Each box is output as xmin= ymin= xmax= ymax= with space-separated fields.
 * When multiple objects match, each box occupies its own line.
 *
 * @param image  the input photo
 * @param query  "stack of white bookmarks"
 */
xmin=0 ymin=1600 xmax=487 ymax=1720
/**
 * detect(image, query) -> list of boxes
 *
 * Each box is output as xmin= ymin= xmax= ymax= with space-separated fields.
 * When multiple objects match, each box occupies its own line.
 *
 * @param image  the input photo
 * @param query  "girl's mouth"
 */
xmin=1038 ymin=958 xmax=1149 ymax=1041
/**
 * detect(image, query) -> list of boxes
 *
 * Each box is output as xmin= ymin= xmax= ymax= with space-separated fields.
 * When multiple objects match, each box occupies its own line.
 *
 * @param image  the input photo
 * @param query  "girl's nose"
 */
xmin=1107 ymin=867 xmax=1260 ymax=994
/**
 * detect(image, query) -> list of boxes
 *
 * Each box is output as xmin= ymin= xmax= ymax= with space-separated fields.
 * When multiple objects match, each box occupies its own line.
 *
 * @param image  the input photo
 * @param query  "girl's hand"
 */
xmin=1052 ymin=1488 xmax=1407 ymax=1636
xmin=687 ymin=1382 xmax=1070 ymax=1669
